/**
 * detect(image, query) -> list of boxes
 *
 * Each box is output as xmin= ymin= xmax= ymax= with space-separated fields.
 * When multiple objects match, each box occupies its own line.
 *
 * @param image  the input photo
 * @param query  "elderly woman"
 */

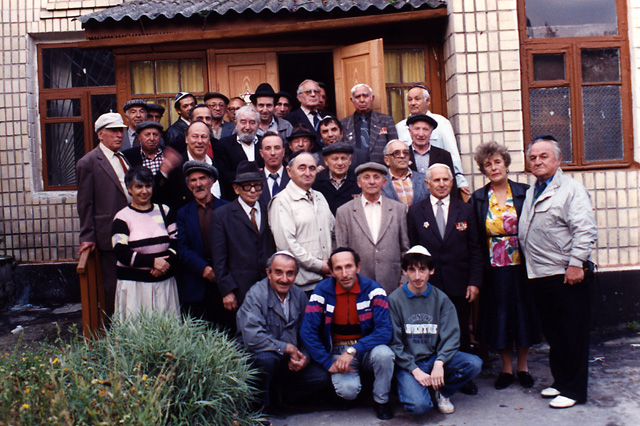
xmin=111 ymin=166 xmax=180 ymax=321
xmin=470 ymin=142 xmax=540 ymax=390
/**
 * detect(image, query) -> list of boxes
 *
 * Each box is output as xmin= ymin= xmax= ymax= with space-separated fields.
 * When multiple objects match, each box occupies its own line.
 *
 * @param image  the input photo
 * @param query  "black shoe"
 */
xmin=460 ymin=380 xmax=478 ymax=395
xmin=374 ymin=402 xmax=394 ymax=420
xmin=517 ymin=371 xmax=535 ymax=388
xmin=494 ymin=372 xmax=514 ymax=390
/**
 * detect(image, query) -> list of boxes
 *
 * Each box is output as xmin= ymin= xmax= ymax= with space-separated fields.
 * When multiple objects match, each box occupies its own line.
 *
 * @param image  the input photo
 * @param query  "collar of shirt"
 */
xmin=390 ymin=169 xmax=412 ymax=181
xmin=412 ymin=144 xmax=431 ymax=156
xmin=288 ymin=181 xmax=314 ymax=201
xmin=361 ymin=194 xmax=382 ymax=208
xmin=99 ymin=142 xmax=118 ymax=158
xmin=430 ymin=194 xmax=450 ymax=209
xmin=329 ymin=171 xmax=347 ymax=187
xmin=401 ymin=282 xmax=432 ymax=299
xmin=265 ymin=166 xmax=284 ymax=180
xmin=335 ymin=276 xmax=361 ymax=295
xmin=141 ymin=147 xmax=163 ymax=160
xmin=237 ymin=196 xmax=260 ymax=217
xmin=128 ymin=127 xmax=136 ymax=141
xmin=187 ymin=150 xmax=212 ymax=164
xmin=180 ymin=117 xmax=190 ymax=125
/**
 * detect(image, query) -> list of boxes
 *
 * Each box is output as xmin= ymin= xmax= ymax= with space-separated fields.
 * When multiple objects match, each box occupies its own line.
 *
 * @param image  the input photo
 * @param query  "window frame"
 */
xmin=517 ymin=0 xmax=633 ymax=169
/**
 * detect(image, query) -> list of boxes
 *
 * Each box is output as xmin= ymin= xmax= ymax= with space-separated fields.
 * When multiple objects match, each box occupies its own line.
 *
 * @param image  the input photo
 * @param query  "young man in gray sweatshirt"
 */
xmin=388 ymin=246 xmax=482 ymax=415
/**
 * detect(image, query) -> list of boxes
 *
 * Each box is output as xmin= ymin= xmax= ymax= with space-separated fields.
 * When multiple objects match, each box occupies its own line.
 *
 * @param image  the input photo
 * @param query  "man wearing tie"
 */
xmin=77 ymin=112 xmax=131 ymax=317
xmin=258 ymin=132 xmax=289 ymax=206
xmin=285 ymin=79 xmax=327 ymax=150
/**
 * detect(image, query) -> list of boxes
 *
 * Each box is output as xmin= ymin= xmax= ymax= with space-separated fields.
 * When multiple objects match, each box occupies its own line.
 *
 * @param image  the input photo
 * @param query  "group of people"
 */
xmin=76 ymin=78 xmax=597 ymax=420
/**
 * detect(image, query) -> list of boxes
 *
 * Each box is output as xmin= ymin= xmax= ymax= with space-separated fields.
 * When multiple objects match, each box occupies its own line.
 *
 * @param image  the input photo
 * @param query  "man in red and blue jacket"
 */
xmin=300 ymin=247 xmax=395 ymax=420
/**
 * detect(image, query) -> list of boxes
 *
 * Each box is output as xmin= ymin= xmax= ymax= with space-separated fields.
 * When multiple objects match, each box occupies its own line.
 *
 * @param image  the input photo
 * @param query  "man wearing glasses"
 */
xmin=381 ymin=139 xmax=430 ymax=206
xmin=285 ymin=79 xmax=329 ymax=149
xmin=211 ymin=160 xmax=276 ymax=331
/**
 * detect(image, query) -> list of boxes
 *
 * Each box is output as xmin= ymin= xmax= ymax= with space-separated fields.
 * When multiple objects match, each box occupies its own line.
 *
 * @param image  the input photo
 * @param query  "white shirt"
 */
xmin=236 ymin=136 xmax=257 ymax=162
xmin=264 ymin=166 xmax=285 ymax=195
xmin=301 ymin=106 xmax=317 ymax=128
xmin=361 ymin=195 xmax=382 ymax=243
xmin=99 ymin=142 xmax=131 ymax=202
xmin=430 ymin=194 xmax=450 ymax=227
xmin=187 ymin=151 xmax=222 ymax=198
xmin=238 ymin=197 xmax=261 ymax=231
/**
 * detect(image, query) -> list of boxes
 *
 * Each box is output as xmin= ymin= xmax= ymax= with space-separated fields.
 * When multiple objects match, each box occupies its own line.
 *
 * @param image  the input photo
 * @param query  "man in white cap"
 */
xmin=77 ymin=112 xmax=131 ymax=317
xmin=388 ymin=246 xmax=482 ymax=416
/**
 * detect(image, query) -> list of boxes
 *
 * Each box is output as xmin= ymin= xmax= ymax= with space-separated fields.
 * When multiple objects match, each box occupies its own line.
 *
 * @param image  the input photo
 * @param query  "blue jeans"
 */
xmin=396 ymin=351 xmax=482 ymax=415
xmin=330 ymin=344 xmax=395 ymax=404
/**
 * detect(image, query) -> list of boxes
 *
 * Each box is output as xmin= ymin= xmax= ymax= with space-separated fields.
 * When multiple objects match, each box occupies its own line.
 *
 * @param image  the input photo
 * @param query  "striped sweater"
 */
xmin=111 ymin=204 xmax=177 ymax=282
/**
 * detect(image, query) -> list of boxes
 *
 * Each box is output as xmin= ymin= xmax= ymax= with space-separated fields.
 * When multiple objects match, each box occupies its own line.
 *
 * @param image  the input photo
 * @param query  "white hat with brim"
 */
xmin=405 ymin=245 xmax=432 ymax=257
xmin=95 ymin=112 xmax=128 ymax=132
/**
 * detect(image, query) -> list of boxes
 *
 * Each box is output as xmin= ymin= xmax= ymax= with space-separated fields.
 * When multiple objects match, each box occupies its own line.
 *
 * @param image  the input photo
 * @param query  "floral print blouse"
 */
xmin=485 ymin=184 xmax=521 ymax=267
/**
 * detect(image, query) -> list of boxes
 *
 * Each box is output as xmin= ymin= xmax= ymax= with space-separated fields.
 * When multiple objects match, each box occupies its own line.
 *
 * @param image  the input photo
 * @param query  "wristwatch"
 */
xmin=346 ymin=346 xmax=357 ymax=356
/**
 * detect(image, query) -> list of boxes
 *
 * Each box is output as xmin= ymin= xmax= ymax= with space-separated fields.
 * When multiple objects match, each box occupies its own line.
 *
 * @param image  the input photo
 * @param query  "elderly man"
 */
xmin=77 ymin=113 xmax=131 ymax=317
xmin=146 ymin=103 xmax=165 ymax=123
xmin=251 ymin=83 xmax=293 ymax=141
xmin=237 ymin=251 xmax=330 ymax=409
xmin=406 ymin=114 xmax=460 ymax=198
xmin=300 ymin=248 xmax=395 ymax=420
xmin=518 ymin=135 xmax=597 ymax=409
xmin=226 ymin=97 xmax=245 ymax=123
xmin=211 ymin=161 xmax=276 ymax=331
xmin=285 ymin=79 xmax=328 ymax=147
xmin=176 ymin=161 xmax=229 ymax=325
xmin=407 ymin=163 xmax=483 ymax=395
xmin=382 ymin=139 xmax=429 ymax=206
xmin=204 ymin=92 xmax=235 ymax=140
xmin=341 ymin=84 xmax=398 ymax=164
xmin=335 ymin=162 xmax=409 ymax=295
xmin=123 ymin=121 xmax=165 ymax=174
xmin=268 ymin=151 xmax=334 ymax=292
xmin=275 ymin=92 xmax=293 ymax=120
xmin=312 ymin=143 xmax=361 ymax=215
xmin=396 ymin=85 xmax=469 ymax=194
xmin=258 ymin=132 xmax=289 ymax=205
xmin=217 ymin=105 xmax=264 ymax=200
xmin=122 ymin=99 xmax=148 ymax=150
xmin=166 ymin=92 xmax=196 ymax=147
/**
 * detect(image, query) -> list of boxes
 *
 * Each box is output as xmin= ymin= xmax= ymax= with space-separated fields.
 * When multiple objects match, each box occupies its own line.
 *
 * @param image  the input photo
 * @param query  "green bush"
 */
xmin=0 ymin=313 xmax=264 ymax=425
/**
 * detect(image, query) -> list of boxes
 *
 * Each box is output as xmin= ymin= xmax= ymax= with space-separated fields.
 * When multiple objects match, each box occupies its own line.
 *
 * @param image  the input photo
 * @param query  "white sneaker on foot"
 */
xmin=549 ymin=395 xmax=577 ymax=408
xmin=541 ymin=387 xmax=560 ymax=398
xmin=435 ymin=391 xmax=455 ymax=414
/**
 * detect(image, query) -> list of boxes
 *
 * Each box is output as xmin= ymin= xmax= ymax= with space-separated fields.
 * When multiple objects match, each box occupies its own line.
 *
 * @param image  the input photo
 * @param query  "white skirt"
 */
xmin=114 ymin=276 xmax=180 ymax=322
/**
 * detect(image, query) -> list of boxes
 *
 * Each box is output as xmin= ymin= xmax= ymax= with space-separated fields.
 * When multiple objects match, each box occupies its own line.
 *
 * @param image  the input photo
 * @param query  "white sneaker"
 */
xmin=549 ymin=395 xmax=577 ymax=409
xmin=435 ymin=391 xmax=455 ymax=414
xmin=540 ymin=387 xmax=561 ymax=398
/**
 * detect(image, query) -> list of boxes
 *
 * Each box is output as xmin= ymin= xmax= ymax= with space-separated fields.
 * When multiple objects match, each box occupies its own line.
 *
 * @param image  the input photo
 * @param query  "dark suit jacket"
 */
xmin=409 ymin=145 xmax=460 ymax=199
xmin=341 ymin=111 xmax=398 ymax=164
xmin=258 ymin=168 xmax=290 ymax=206
xmin=166 ymin=119 xmax=189 ymax=147
xmin=407 ymin=196 xmax=483 ymax=298
xmin=312 ymin=169 xmax=361 ymax=215
xmin=152 ymin=153 xmax=194 ymax=212
xmin=211 ymin=199 xmax=276 ymax=305
xmin=122 ymin=145 xmax=165 ymax=168
xmin=216 ymin=135 xmax=265 ymax=200
xmin=176 ymin=197 xmax=229 ymax=303
xmin=285 ymin=108 xmax=328 ymax=151
xmin=76 ymin=146 xmax=129 ymax=251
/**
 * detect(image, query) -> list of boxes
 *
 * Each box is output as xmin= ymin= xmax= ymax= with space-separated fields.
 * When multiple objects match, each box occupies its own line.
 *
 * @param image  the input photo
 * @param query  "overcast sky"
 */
xmin=526 ymin=0 xmax=617 ymax=26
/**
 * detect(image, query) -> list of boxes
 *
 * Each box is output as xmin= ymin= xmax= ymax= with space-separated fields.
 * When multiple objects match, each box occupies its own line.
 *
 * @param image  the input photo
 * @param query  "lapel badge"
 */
xmin=455 ymin=221 xmax=468 ymax=231
xmin=379 ymin=127 xmax=388 ymax=135
xmin=423 ymin=221 xmax=430 ymax=229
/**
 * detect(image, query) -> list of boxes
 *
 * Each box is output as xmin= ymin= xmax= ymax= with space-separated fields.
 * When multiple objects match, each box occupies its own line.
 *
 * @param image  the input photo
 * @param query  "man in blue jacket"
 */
xmin=300 ymin=248 xmax=395 ymax=420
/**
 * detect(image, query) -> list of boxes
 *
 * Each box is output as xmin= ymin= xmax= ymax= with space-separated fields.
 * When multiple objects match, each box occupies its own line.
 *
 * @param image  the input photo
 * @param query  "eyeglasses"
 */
xmin=302 ymin=89 xmax=320 ymax=96
xmin=240 ymin=183 xmax=264 ymax=192
xmin=386 ymin=149 xmax=410 ymax=158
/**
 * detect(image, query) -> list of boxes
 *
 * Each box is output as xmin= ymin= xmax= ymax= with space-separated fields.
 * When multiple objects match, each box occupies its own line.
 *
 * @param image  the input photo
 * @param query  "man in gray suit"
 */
xmin=77 ymin=113 xmax=131 ymax=317
xmin=341 ymin=84 xmax=398 ymax=164
xmin=382 ymin=140 xmax=429 ymax=206
xmin=335 ymin=162 xmax=409 ymax=295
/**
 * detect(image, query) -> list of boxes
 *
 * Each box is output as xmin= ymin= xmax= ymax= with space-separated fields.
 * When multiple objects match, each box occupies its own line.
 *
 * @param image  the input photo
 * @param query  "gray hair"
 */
xmin=235 ymin=104 xmax=259 ymax=122
xmin=527 ymin=135 xmax=562 ymax=161
xmin=266 ymin=251 xmax=299 ymax=274
xmin=287 ymin=151 xmax=316 ymax=168
xmin=408 ymin=87 xmax=430 ymax=102
xmin=383 ymin=139 xmax=405 ymax=156
xmin=297 ymin=79 xmax=318 ymax=95
xmin=350 ymin=83 xmax=373 ymax=97
xmin=425 ymin=163 xmax=453 ymax=181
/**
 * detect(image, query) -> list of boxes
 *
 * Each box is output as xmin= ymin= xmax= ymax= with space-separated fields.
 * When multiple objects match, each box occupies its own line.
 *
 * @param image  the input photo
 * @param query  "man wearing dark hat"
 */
xmin=211 ymin=161 xmax=276 ymax=331
xmin=122 ymin=99 xmax=148 ymax=150
xmin=286 ymin=124 xmax=321 ymax=164
xmin=406 ymin=114 xmax=460 ymax=198
xmin=176 ymin=160 xmax=229 ymax=324
xmin=396 ymin=85 xmax=469 ymax=195
xmin=318 ymin=117 xmax=369 ymax=171
xmin=251 ymin=83 xmax=293 ymax=141
xmin=335 ymin=162 xmax=409 ymax=295
xmin=77 ymin=112 xmax=131 ymax=317
xmin=123 ymin=121 xmax=165 ymax=173
xmin=166 ymin=92 xmax=196 ymax=147
xmin=204 ymin=92 xmax=235 ymax=140
xmin=312 ymin=142 xmax=361 ymax=215
xmin=274 ymin=92 xmax=293 ymax=120
xmin=146 ymin=103 xmax=165 ymax=124
xmin=341 ymin=83 xmax=398 ymax=164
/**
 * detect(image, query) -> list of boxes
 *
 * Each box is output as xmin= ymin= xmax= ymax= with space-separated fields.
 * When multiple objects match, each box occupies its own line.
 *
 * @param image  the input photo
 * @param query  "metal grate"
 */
xmin=582 ymin=85 xmax=623 ymax=162
xmin=529 ymin=87 xmax=572 ymax=162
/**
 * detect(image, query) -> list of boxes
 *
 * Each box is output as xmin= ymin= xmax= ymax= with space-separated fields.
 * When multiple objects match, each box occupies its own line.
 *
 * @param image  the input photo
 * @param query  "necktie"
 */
xmin=250 ymin=207 xmax=259 ymax=234
xmin=116 ymin=152 xmax=129 ymax=173
xmin=269 ymin=173 xmax=280 ymax=196
xmin=311 ymin=110 xmax=320 ymax=129
xmin=360 ymin=116 xmax=370 ymax=151
xmin=436 ymin=200 xmax=446 ymax=238
xmin=306 ymin=191 xmax=314 ymax=204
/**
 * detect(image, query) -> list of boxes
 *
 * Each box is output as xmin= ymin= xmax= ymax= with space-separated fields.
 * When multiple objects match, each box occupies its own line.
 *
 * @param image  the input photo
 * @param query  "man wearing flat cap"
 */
xmin=176 ymin=160 xmax=229 ymax=324
xmin=204 ymin=92 xmax=235 ymax=141
xmin=335 ymin=162 xmax=409 ymax=295
xmin=211 ymin=161 xmax=276 ymax=331
xmin=122 ymin=99 xmax=148 ymax=150
xmin=146 ymin=103 xmax=165 ymax=124
xmin=77 ymin=112 xmax=131 ymax=317
xmin=312 ymin=142 xmax=361 ymax=215
xmin=122 ymin=121 xmax=165 ymax=174
xmin=251 ymin=83 xmax=293 ymax=142
xmin=167 ymin=91 xmax=196 ymax=147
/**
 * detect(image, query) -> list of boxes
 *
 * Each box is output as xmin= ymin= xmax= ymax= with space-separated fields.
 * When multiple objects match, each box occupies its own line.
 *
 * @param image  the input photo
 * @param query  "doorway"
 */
xmin=278 ymin=51 xmax=335 ymax=115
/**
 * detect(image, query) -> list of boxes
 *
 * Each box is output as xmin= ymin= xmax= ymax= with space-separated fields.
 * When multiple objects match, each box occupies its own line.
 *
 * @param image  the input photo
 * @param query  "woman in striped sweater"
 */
xmin=111 ymin=166 xmax=180 ymax=321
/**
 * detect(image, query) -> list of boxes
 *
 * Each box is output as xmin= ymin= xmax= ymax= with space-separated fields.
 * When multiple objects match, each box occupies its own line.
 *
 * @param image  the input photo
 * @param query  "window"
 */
xmin=519 ymin=0 xmax=632 ymax=168
xmin=39 ymin=45 xmax=116 ymax=189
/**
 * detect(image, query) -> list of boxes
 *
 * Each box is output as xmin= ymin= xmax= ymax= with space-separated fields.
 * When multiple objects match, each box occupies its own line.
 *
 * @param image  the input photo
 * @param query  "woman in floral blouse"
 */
xmin=471 ymin=142 xmax=541 ymax=390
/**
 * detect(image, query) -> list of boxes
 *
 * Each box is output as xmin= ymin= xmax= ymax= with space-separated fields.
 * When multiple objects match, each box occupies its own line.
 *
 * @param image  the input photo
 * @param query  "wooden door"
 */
xmin=333 ymin=39 xmax=386 ymax=118
xmin=213 ymin=52 xmax=279 ymax=101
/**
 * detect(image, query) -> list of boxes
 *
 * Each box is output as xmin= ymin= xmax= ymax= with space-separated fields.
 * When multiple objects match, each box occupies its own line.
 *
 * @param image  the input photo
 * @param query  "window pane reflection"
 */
xmin=581 ymin=49 xmax=620 ymax=83
xmin=583 ymin=85 xmax=623 ymax=161
xmin=525 ymin=0 xmax=618 ymax=38
xmin=45 ymin=122 xmax=85 ymax=186
xmin=533 ymin=54 xmax=565 ymax=81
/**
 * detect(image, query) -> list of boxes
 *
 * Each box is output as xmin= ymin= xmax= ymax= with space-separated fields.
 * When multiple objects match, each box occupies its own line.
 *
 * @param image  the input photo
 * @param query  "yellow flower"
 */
xmin=52 ymin=358 xmax=59 ymax=364
xmin=141 ymin=375 xmax=147 ymax=381
xmin=25 ymin=388 xmax=31 ymax=394
xmin=22 ymin=357 xmax=27 ymax=362
xmin=22 ymin=404 xmax=30 ymax=409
